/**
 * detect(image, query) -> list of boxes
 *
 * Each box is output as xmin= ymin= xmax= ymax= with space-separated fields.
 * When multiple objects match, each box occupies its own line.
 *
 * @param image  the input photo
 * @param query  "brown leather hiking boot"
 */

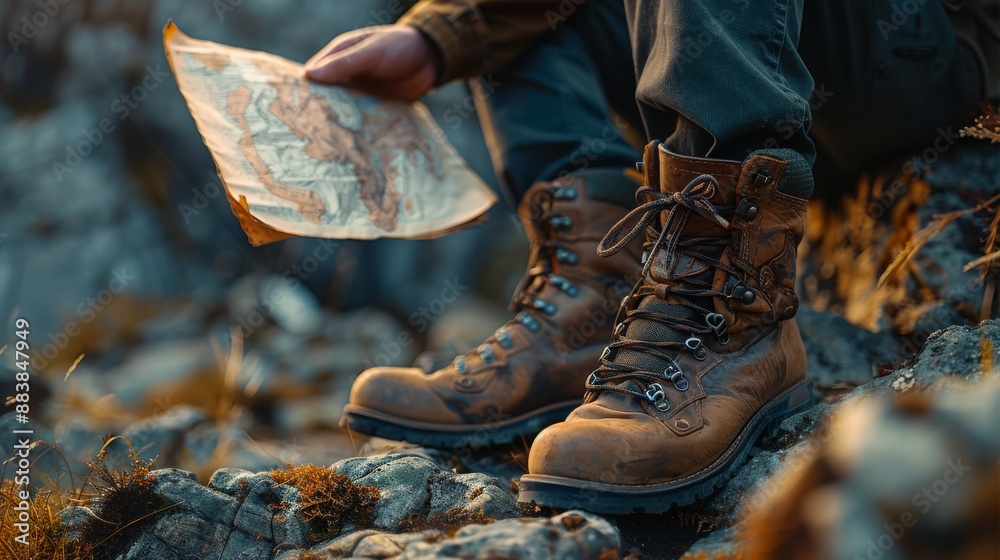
xmin=341 ymin=170 xmax=643 ymax=449
xmin=518 ymin=143 xmax=815 ymax=513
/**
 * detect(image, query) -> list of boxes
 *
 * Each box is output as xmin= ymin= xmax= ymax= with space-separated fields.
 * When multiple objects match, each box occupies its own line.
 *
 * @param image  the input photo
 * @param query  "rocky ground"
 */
xmin=1 ymin=0 xmax=998 ymax=559
xmin=9 ymin=319 xmax=993 ymax=560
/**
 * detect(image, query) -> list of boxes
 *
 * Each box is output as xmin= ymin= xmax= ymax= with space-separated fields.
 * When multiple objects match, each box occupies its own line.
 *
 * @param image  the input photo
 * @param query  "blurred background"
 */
xmin=0 ymin=0 xmax=533 ymax=478
xmin=0 ymin=0 xmax=996 ymax=496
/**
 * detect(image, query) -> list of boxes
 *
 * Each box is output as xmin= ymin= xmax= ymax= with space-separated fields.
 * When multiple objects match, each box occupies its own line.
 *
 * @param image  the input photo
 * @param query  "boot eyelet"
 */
xmin=675 ymin=418 xmax=690 ymax=430
xmin=645 ymin=382 xmax=667 ymax=410
xmin=736 ymin=199 xmax=759 ymax=221
xmin=497 ymin=331 xmax=513 ymax=349
xmin=685 ymin=337 xmax=707 ymax=361
xmin=549 ymin=275 xmax=579 ymax=297
xmin=458 ymin=378 xmax=474 ymax=388
xmin=454 ymin=358 xmax=467 ymax=374
xmin=663 ymin=358 xmax=682 ymax=377
xmin=556 ymin=249 xmax=578 ymax=264
xmin=669 ymin=371 xmax=689 ymax=391
xmin=600 ymin=347 xmax=612 ymax=361
xmin=753 ymin=168 xmax=772 ymax=187
xmin=705 ymin=313 xmax=731 ymax=345
xmin=548 ymin=215 xmax=573 ymax=229
xmin=478 ymin=345 xmax=495 ymax=363
xmin=587 ymin=372 xmax=602 ymax=386
xmin=533 ymin=298 xmax=557 ymax=316
xmin=517 ymin=313 xmax=541 ymax=332
xmin=740 ymin=289 xmax=757 ymax=305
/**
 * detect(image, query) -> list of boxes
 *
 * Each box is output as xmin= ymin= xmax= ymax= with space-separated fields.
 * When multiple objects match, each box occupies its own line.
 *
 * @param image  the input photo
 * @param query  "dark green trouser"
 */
xmin=472 ymin=0 xmax=987 ymax=200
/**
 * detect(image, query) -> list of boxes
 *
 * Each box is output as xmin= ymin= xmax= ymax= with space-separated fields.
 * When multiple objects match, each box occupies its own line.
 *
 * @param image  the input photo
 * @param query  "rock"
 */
xmin=696 ymin=321 xmax=996 ymax=526
xmin=308 ymin=510 xmax=619 ymax=560
xmin=851 ymin=319 xmax=998 ymax=398
xmin=330 ymin=454 xmax=521 ymax=532
xmin=679 ymin=526 xmax=740 ymax=560
xmin=64 ymin=453 xmax=613 ymax=560
xmin=360 ymin=440 xmax=530 ymax=491
xmin=796 ymin=307 xmax=902 ymax=392
xmin=741 ymin=377 xmax=1000 ymax=560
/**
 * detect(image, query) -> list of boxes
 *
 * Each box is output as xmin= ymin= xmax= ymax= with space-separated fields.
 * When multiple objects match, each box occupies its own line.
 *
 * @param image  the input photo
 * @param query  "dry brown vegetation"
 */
xmin=270 ymin=464 xmax=380 ymax=544
xmin=801 ymin=165 xmax=1000 ymax=335
xmin=0 ymin=439 xmax=171 ymax=560
xmin=398 ymin=507 xmax=494 ymax=537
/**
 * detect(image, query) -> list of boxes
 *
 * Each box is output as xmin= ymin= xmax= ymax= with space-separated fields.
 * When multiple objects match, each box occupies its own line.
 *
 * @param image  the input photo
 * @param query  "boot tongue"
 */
xmin=609 ymin=243 xmax=725 ymax=391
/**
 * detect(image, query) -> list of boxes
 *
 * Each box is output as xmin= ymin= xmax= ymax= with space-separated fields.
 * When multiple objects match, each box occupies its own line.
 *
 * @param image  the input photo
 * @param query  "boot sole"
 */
xmin=517 ymin=380 xmax=814 ymax=514
xmin=341 ymin=400 xmax=581 ymax=450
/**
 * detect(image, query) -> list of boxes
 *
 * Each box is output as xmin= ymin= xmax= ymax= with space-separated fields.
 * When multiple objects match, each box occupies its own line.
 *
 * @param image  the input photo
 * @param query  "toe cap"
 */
xmin=348 ymin=366 xmax=461 ymax=424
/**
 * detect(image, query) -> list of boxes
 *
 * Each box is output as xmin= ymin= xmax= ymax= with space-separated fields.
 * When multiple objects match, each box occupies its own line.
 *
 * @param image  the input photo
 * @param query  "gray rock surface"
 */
xmin=330 ymin=455 xmax=521 ymax=532
xmin=66 ymin=454 xmax=614 ymax=560
xmin=740 ymin=377 xmax=1000 ymax=560
xmin=306 ymin=511 xmax=619 ymax=560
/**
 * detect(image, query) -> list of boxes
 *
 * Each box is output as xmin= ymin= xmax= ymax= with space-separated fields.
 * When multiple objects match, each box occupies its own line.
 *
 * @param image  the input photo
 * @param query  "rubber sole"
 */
xmin=341 ymin=400 xmax=580 ymax=449
xmin=517 ymin=380 xmax=814 ymax=514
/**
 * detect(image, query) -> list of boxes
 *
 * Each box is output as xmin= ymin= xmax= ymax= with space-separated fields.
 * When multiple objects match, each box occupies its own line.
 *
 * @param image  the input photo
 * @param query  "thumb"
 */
xmin=305 ymin=41 xmax=383 ymax=84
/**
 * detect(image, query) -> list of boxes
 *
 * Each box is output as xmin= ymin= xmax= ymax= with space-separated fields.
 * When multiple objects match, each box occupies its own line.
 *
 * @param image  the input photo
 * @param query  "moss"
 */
xmin=398 ymin=507 xmax=494 ymax=537
xmin=270 ymin=465 xmax=380 ymax=544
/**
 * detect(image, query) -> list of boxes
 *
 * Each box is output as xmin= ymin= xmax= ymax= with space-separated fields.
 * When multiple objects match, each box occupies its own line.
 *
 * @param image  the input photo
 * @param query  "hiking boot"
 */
xmin=341 ymin=169 xmax=643 ymax=449
xmin=518 ymin=142 xmax=815 ymax=513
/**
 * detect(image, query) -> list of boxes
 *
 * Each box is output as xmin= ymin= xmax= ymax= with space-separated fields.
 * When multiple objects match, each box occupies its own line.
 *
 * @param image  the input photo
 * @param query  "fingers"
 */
xmin=305 ymin=27 xmax=378 ymax=68
xmin=305 ymin=38 xmax=384 ymax=84
xmin=349 ymin=64 xmax=436 ymax=101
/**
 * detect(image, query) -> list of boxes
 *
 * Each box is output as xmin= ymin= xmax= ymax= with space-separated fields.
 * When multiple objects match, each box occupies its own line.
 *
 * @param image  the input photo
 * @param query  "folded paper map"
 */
xmin=164 ymin=22 xmax=497 ymax=245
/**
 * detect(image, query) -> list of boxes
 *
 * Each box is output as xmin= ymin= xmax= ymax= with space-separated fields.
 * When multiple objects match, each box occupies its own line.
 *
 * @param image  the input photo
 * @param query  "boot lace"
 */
xmin=585 ymin=175 xmax=738 ymax=409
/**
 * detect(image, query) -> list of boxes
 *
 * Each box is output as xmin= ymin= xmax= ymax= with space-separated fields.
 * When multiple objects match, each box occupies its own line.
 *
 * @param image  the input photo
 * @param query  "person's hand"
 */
xmin=305 ymin=25 xmax=439 ymax=101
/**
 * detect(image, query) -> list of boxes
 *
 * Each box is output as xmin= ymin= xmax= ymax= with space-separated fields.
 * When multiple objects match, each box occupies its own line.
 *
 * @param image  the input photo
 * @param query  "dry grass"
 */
xmin=800 ymin=173 xmax=929 ymax=330
xmin=270 ymin=464 xmax=380 ymax=544
xmin=802 ymin=159 xmax=1000 ymax=333
xmin=0 ymin=438 xmax=173 ymax=559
